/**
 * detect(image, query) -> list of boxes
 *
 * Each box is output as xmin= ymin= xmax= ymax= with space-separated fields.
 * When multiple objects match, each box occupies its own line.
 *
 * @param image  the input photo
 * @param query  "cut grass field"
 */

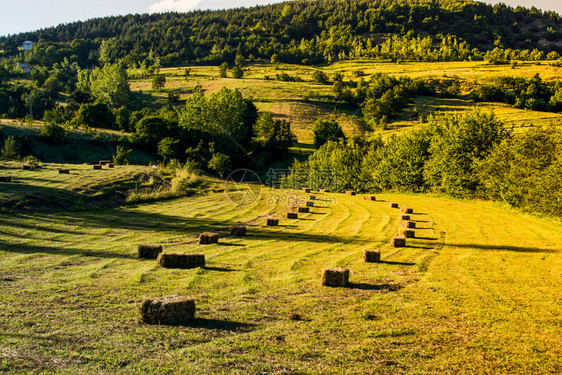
xmin=0 ymin=166 xmax=560 ymax=373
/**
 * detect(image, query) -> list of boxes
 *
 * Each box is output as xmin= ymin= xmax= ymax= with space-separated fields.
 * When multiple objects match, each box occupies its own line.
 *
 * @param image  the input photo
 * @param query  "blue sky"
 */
xmin=1 ymin=0 xmax=561 ymax=37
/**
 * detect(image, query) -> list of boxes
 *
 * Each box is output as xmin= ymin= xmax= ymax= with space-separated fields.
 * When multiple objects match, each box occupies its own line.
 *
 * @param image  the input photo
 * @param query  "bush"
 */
xmin=40 ymin=123 xmax=66 ymax=144
xmin=313 ymin=119 xmax=345 ymax=148
xmin=231 ymin=66 xmax=244 ymax=79
xmin=312 ymin=70 xmax=329 ymax=84
xmin=113 ymin=145 xmax=132 ymax=165
xmin=1 ymin=135 xmax=20 ymax=160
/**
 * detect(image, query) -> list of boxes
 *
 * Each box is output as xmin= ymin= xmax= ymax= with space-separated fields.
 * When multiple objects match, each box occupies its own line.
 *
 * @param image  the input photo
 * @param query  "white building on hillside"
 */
xmin=23 ymin=41 xmax=33 ymax=51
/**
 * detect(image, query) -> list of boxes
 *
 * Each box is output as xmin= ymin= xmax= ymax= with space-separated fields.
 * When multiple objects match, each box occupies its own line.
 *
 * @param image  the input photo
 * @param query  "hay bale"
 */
xmin=287 ymin=212 xmax=298 ymax=219
xmin=138 ymin=244 xmax=163 ymax=259
xmin=139 ymin=297 xmax=196 ymax=325
xmin=93 ymin=164 xmax=102 ymax=170
xmin=306 ymin=201 xmax=314 ymax=207
xmin=321 ymin=268 xmax=349 ymax=287
xmin=0 ymin=176 xmax=11 ymax=183
xmin=267 ymin=218 xmax=279 ymax=226
xmin=399 ymin=227 xmax=415 ymax=238
xmin=390 ymin=202 xmax=399 ymax=208
xmin=298 ymin=206 xmax=309 ymax=213
xmin=401 ymin=207 xmax=413 ymax=214
xmin=199 ymin=232 xmax=219 ymax=244
xmin=108 ymin=163 xmax=115 ymax=168
xmin=58 ymin=169 xmax=70 ymax=174
xmin=157 ymin=253 xmax=205 ymax=269
xmin=401 ymin=214 xmax=410 ymax=221
xmin=99 ymin=160 xmax=112 ymax=165
xmin=402 ymin=221 xmax=416 ymax=229
xmin=364 ymin=195 xmax=376 ymax=201
xmin=391 ymin=236 xmax=406 ymax=247
xmin=23 ymin=164 xmax=38 ymax=170
xmin=230 ymin=225 xmax=246 ymax=236
xmin=302 ymin=188 xmax=311 ymax=193
xmin=345 ymin=191 xmax=356 ymax=196
xmin=309 ymin=195 xmax=317 ymax=200
xmin=363 ymin=249 xmax=381 ymax=263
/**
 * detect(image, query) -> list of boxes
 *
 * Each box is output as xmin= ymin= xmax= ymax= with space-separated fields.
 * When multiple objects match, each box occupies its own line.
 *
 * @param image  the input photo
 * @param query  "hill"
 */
xmin=0 ymin=178 xmax=560 ymax=373
xmin=1 ymin=0 xmax=562 ymax=68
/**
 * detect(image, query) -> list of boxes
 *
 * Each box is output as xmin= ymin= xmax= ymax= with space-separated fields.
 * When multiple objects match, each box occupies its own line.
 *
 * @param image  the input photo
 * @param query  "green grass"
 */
xmin=0 ymin=166 xmax=560 ymax=373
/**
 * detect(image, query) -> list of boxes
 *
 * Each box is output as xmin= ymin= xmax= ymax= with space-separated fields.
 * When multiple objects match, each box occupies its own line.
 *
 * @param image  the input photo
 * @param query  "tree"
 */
xmin=113 ymin=145 xmax=131 ymax=165
xmin=208 ymin=152 xmax=231 ymax=178
xmin=313 ymin=119 xmax=345 ymax=148
xmin=312 ymin=70 xmax=329 ymax=84
xmin=1 ymin=136 xmax=20 ymax=160
xmin=76 ymin=101 xmax=115 ymax=129
xmin=152 ymin=74 xmax=166 ymax=91
xmin=231 ymin=66 xmax=244 ymax=79
xmin=40 ymin=123 xmax=66 ymax=144
xmin=158 ymin=137 xmax=180 ymax=163
xmin=235 ymin=53 xmax=246 ymax=68
xmin=218 ymin=62 xmax=228 ymax=78
xmin=84 ymin=63 xmax=130 ymax=107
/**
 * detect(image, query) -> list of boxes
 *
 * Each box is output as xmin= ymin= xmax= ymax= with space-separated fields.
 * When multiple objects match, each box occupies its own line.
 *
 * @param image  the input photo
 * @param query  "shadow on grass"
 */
xmin=415 ymin=237 xmax=438 ymax=241
xmin=202 ymin=266 xmax=238 ymax=272
xmin=0 ymin=241 xmax=131 ymax=259
xmin=449 ymin=243 xmax=558 ymax=253
xmin=346 ymin=283 xmax=403 ymax=292
xmin=180 ymin=318 xmax=255 ymax=332
xmin=380 ymin=260 xmax=415 ymax=266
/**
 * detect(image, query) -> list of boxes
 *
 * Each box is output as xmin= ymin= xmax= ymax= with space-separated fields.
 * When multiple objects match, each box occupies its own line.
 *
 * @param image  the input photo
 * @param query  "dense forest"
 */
xmin=1 ymin=0 xmax=562 ymax=68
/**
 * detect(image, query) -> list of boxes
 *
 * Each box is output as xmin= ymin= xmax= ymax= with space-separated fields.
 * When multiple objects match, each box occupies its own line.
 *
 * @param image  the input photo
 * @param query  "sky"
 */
xmin=1 ymin=0 xmax=562 ymax=37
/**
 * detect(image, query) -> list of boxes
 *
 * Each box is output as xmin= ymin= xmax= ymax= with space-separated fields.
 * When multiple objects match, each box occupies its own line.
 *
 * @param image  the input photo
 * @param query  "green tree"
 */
xmin=85 ymin=63 xmax=130 ymax=107
xmin=218 ymin=62 xmax=228 ymax=78
xmin=113 ymin=145 xmax=131 ymax=165
xmin=313 ymin=119 xmax=345 ymax=148
xmin=152 ymin=74 xmax=166 ymax=91
xmin=158 ymin=137 xmax=180 ymax=163
xmin=1 ymin=136 xmax=20 ymax=160
xmin=40 ymin=123 xmax=66 ymax=144
xmin=231 ymin=66 xmax=244 ymax=79
xmin=207 ymin=152 xmax=231 ymax=178
xmin=235 ymin=53 xmax=246 ymax=68
xmin=76 ymin=101 xmax=115 ymax=129
xmin=312 ymin=70 xmax=329 ymax=84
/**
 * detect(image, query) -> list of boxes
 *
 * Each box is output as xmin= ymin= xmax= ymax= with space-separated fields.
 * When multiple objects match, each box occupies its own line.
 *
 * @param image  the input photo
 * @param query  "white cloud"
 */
xmin=149 ymin=0 xmax=202 ymax=13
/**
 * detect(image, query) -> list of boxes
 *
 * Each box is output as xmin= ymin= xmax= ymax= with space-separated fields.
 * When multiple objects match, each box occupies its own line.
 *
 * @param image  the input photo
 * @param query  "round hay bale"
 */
xmin=157 ymin=253 xmax=205 ymax=269
xmin=230 ymin=225 xmax=246 ymax=236
xmin=345 ymin=191 xmax=356 ymax=196
xmin=287 ymin=212 xmax=298 ymax=219
xmin=362 ymin=249 xmax=381 ymax=263
xmin=309 ymin=195 xmax=317 ymax=201
xmin=364 ymin=195 xmax=376 ymax=201
xmin=298 ymin=206 xmax=309 ymax=213
xmin=389 ymin=202 xmax=399 ymax=208
xmin=321 ymin=268 xmax=349 ymax=287
xmin=306 ymin=201 xmax=314 ymax=207
xmin=138 ymin=244 xmax=163 ymax=259
xmin=302 ymin=188 xmax=311 ymax=193
xmin=93 ymin=165 xmax=102 ymax=170
xmin=399 ymin=227 xmax=415 ymax=238
xmin=391 ymin=236 xmax=406 ymax=248
xmin=139 ymin=297 xmax=196 ymax=325
xmin=199 ymin=232 xmax=219 ymax=244
xmin=0 ymin=176 xmax=12 ymax=183
xmin=267 ymin=218 xmax=279 ymax=226
xmin=58 ymin=169 xmax=70 ymax=174
xmin=402 ymin=221 xmax=416 ymax=229
xmin=401 ymin=214 xmax=410 ymax=221
xmin=401 ymin=207 xmax=413 ymax=214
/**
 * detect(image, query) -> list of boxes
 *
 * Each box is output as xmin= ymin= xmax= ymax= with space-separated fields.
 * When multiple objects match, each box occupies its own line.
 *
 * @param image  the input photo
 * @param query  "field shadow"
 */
xmin=415 ymin=236 xmax=438 ymax=241
xmin=181 ymin=318 xmax=255 ymax=332
xmin=0 ymin=240 xmax=131 ymax=259
xmin=449 ymin=243 xmax=558 ymax=253
xmin=380 ymin=260 xmax=415 ymax=266
xmin=202 ymin=266 xmax=238 ymax=272
xmin=346 ymin=283 xmax=403 ymax=292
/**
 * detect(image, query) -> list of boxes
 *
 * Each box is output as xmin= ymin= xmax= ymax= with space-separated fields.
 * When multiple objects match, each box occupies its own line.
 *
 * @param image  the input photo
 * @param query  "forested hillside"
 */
xmin=1 ymin=0 xmax=562 ymax=68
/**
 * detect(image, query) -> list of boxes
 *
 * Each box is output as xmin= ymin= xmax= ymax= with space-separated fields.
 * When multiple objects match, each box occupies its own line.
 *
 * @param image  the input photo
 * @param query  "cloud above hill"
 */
xmin=149 ymin=0 xmax=202 ymax=13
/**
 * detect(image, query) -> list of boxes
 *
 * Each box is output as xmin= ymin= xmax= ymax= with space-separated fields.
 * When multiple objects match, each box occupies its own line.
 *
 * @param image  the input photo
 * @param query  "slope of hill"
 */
xmin=0 ymin=184 xmax=560 ymax=373
xmin=1 ymin=0 xmax=562 ymax=68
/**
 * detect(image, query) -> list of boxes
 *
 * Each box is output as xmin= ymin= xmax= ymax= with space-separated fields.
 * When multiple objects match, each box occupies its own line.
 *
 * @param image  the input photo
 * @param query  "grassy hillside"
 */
xmin=0 ymin=165 xmax=560 ymax=373
xmin=138 ymin=61 xmax=562 ymax=143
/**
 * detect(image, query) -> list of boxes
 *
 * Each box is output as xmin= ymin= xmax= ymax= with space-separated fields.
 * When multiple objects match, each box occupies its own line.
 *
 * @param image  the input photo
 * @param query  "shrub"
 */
xmin=40 ymin=123 xmax=66 ymax=144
